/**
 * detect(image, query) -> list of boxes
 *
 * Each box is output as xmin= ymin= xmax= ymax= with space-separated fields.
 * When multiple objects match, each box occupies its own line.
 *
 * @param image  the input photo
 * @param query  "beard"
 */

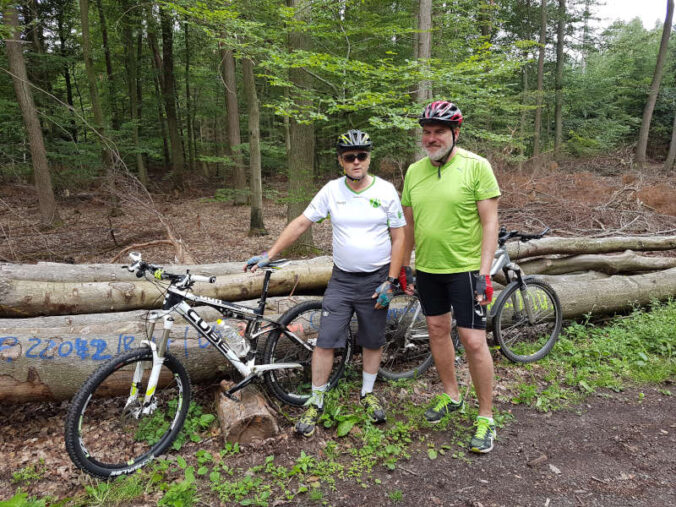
xmin=425 ymin=143 xmax=453 ymax=162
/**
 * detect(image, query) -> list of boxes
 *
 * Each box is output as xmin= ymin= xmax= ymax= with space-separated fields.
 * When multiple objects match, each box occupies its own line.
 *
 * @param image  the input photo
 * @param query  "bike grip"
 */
xmin=191 ymin=274 xmax=216 ymax=283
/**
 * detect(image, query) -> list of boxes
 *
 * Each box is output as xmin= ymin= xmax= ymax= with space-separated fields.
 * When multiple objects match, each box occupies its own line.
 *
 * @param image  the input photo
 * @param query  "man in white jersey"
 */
xmin=244 ymin=130 xmax=406 ymax=437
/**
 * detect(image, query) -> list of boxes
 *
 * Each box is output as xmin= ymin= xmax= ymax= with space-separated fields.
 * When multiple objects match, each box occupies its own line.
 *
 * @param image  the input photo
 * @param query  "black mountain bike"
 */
xmin=64 ymin=253 xmax=348 ymax=478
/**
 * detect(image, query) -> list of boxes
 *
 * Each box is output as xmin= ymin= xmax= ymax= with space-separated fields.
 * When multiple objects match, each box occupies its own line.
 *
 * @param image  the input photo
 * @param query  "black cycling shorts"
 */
xmin=317 ymin=265 xmax=389 ymax=350
xmin=415 ymin=270 xmax=487 ymax=330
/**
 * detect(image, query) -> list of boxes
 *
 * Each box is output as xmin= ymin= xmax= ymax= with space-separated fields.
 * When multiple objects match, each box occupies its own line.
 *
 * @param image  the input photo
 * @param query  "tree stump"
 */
xmin=215 ymin=380 xmax=280 ymax=444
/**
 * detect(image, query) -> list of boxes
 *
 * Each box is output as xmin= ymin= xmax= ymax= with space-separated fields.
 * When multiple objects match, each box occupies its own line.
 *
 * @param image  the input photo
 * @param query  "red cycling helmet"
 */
xmin=419 ymin=101 xmax=463 ymax=127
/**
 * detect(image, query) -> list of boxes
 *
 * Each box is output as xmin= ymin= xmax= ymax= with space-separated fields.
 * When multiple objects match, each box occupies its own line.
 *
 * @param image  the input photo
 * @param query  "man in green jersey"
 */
xmin=401 ymin=101 xmax=501 ymax=453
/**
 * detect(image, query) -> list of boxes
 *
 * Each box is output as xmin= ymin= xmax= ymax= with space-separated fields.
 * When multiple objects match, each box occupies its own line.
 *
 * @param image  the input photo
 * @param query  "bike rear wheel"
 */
xmin=262 ymin=300 xmax=352 ymax=406
xmin=64 ymin=347 xmax=191 ymax=479
xmin=492 ymin=277 xmax=563 ymax=363
xmin=379 ymin=292 xmax=433 ymax=380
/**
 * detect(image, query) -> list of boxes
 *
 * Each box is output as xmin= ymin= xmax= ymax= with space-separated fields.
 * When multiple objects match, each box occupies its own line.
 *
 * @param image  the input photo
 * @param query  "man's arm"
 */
xmin=476 ymin=197 xmax=499 ymax=301
xmin=402 ymin=206 xmax=415 ymax=267
xmin=388 ymin=226 xmax=406 ymax=280
xmin=267 ymin=215 xmax=313 ymax=259
xmin=245 ymin=215 xmax=313 ymax=272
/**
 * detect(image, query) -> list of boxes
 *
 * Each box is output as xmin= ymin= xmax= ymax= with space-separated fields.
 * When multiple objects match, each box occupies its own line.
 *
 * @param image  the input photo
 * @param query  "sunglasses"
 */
xmin=342 ymin=152 xmax=369 ymax=163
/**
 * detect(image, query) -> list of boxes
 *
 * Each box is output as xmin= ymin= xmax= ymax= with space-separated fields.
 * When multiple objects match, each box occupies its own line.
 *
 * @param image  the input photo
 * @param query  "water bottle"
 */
xmin=216 ymin=320 xmax=249 ymax=358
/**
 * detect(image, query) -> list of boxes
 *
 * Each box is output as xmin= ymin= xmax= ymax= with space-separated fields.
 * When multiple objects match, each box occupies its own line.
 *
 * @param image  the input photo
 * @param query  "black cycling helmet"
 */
xmin=336 ymin=129 xmax=372 ymax=153
xmin=419 ymin=101 xmax=463 ymax=127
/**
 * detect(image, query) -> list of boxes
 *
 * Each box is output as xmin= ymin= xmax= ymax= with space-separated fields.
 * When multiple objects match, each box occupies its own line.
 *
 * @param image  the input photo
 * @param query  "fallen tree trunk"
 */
xmin=519 ymin=250 xmax=676 ymax=275
xmin=2 ymin=268 xmax=674 ymax=403
xmin=507 ymin=235 xmax=676 ymax=260
xmin=0 ymin=260 xmax=333 ymax=317
xmin=0 ymin=256 xmax=333 ymax=282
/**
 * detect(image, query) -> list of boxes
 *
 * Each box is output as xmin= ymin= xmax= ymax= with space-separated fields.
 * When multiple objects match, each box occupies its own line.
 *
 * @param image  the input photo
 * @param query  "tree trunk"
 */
xmin=0 ymin=256 xmax=334 ymax=283
xmin=94 ymin=0 xmax=120 ymax=131
xmin=242 ymin=58 xmax=267 ymax=236
xmin=3 ymin=268 xmax=674 ymax=403
xmin=3 ymin=4 xmax=60 ymax=227
xmin=122 ymin=0 xmax=147 ymax=186
xmin=184 ymin=19 xmax=195 ymax=172
xmin=479 ymin=0 xmax=495 ymax=39
xmin=636 ymin=0 xmax=674 ymax=166
xmin=533 ymin=0 xmax=546 ymax=159
xmin=519 ymin=250 xmax=676 ymax=275
xmin=665 ymin=109 xmax=676 ymax=170
xmin=554 ymin=0 xmax=565 ymax=156
xmin=159 ymin=5 xmax=186 ymax=188
xmin=216 ymin=381 xmax=279 ymax=443
xmin=507 ymin=234 xmax=676 ymax=259
xmin=286 ymin=0 xmax=315 ymax=253
xmin=0 ymin=261 xmax=333 ymax=317
xmin=56 ymin=5 xmax=77 ymax=142
xmin=219 ymin=43 xmax=247 ymax=204
xmin=79 ymin=0 xmax=116 ymax=206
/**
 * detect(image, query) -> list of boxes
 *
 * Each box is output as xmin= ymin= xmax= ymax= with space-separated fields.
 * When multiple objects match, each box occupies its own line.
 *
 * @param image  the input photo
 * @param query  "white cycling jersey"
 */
xmin=303 ymin=176 xmax=406 ymax=273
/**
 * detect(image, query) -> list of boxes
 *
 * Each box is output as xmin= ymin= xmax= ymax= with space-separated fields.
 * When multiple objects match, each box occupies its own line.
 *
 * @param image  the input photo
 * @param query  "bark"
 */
xmin=285 ymin=0 xmax=315 ymax=253
xmin=159 ymin=5 xmax=186 ymax=187
xmin=533 ymin=0 xmax=546 ymax=158
xmin=416 ymin=0 xmax=433 ymax=103
xmin=216 ymin=381 xmax=279 ymax=444
xmin=507 ymin=235 xmax=676 ymax=260
xmin=79 ymin=0 xmax=114 ymax=173
xmin=519 ymin=250 xmax=676 ymax=275
xmin=0 ymin=262 xmax=333 ymax=317
xmin=636 ymin=0 xmax=674 ymax=166
xmin=122 ymin=0 xmax=147 ymax=185
xmin=3 ymin=268 xmax=674 ymax=403
xmin=56 ymin=5 xmax=77 ymax=142
xmin=554 ymin=0 xmax=565 ymax=155
xmin=664 ymin=106 xmax=676 ymax=170
xmin=184 ymin=21 xmax=195 ymax=172
xmin=219 ymin=43 xmax=247 ymax=203
xmin=479 ymin=0 xmax=495 ymax=39
xmin=3 ymin=4 xmax=60 ymax=227
xmin=0 ymin=256 xmax=333 ymax=282
xmin=242 ymin=58 xmax=266 ymax=235
xmin=94 ymin=0 xmax=120 ymax=131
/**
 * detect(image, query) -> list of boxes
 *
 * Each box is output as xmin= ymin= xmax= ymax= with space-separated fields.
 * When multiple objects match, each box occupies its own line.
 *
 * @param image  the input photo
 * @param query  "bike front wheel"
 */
xmin=492 ymin=277 xmax=563 ymax=363
xmin=64 ymin=347 xmax=191 ymax=479
xmin=379 ymin=291 xmax=433 ymax=380
xmin=262 ymin=300 xmax=352 ymax=406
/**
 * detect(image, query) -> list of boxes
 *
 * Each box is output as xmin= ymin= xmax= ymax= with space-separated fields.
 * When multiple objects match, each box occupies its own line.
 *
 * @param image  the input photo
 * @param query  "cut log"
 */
xmin=1 ymin=269 xmax=674 ymax=403
xmin=215 ymin=381 xmax=279 ymax=444
xmin=507 ymin=235 xmax=676 ymax=260
xmin=519 ymin=250 xmax=676 ymax=275
xmin=0 ymin=260 xmax=333 ymax=317
xmin=0 ymin=256 xmax=333 ymax=282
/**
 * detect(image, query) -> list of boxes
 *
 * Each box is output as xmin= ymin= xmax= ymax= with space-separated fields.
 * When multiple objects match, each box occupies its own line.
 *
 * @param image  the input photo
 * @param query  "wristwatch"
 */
xmin=387 ymin=276 xmax=399 ymax=285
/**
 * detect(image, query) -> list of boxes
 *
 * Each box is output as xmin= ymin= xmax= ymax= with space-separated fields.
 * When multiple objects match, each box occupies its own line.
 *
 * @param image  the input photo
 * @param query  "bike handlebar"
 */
xmin=498 ymin=226 xmax=551 ymax=246
xmin=122 ymin=252 xmax=216 ymax=284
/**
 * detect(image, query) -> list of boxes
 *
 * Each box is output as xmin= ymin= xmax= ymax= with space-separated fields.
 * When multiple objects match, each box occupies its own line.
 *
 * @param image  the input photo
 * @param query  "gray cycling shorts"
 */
xmin=317 ymin=265 xmax=389 ymax=350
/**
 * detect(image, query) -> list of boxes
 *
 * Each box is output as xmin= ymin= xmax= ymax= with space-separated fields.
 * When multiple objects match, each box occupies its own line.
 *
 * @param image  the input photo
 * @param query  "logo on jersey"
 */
xmin=369 ymin=198 xmax=381 ymax=208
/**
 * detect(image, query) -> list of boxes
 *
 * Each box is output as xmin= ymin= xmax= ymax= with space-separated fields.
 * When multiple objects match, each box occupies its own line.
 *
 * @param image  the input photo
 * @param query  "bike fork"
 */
xmin=125 ymin=313 xmax=173 ymax=417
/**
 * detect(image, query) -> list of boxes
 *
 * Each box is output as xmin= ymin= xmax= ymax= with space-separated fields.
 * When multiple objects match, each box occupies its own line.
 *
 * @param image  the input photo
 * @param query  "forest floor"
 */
xmin=0 ymin=158 xmax=675 ymax=505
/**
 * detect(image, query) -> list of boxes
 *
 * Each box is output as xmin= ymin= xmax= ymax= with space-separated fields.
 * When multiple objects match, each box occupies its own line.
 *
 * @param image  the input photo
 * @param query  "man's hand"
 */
xmin=244 ymin=252 xmax=270 ymax=272
xmin=474 ymin=274 xmax=493 ymax=305
xmin=399 ymin=266 xmax=414 ymax=295
xmin=372 ymin=279 xmax=396 ymax=309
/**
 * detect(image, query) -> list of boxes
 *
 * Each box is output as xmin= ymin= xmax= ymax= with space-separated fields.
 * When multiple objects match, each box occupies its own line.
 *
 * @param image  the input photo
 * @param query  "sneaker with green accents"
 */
xmin=295 ymin=404 xmax=323 ymax=437
xmin=424 ymin=394 xmax=464 ymax=423
xmin=470 ymin=417 xmax=497 ymax=453
xmin=360 ymin=393 xmax=386 ymax=424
